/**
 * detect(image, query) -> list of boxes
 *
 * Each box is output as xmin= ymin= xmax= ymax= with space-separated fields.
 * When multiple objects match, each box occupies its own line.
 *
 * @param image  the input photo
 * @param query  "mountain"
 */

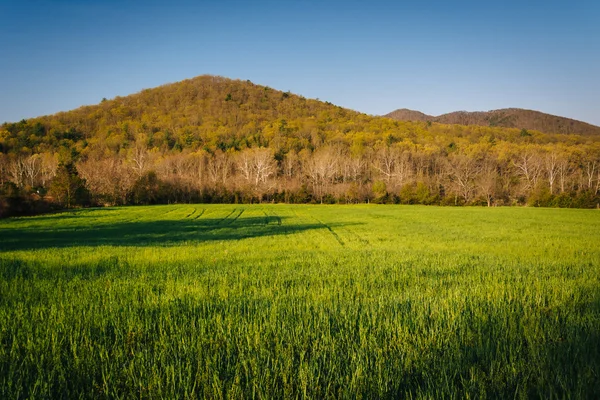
xmin=1 ymin=75 xmax=599 ymax=214
xmin=384 ymin=109 xmax=432 ymax=122
xmin=2 ymin=76 xmax=598 ymax=158
xmin=0 ymin=75 xmax=365 ymax=156
xmin=384 ymin=108 xmax=600 ymax=136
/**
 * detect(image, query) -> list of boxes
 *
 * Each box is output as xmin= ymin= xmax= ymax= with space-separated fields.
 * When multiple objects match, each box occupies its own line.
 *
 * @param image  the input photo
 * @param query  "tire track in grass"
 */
xmin=184 ymin=208 xmax=197 ymax=219
xmin=185 ymin=207 xmax=232 ymax=240
xmin=171 ymin=206 xmax=198 ymax=221
xmin=119 ymin=206 xmax=155 ymax=223
xmin=143 ymin=206 xmax=180 ymax=222
xmin=215 ymin=208 xmax=238 ymax=225
xmin=125 ymin=206 xmax=179 ymax=227
xmin=154 ymin=206 xmax=180 ymax=220
xmin=198 ymin=207 xmax=218 ymax=219
xmin=192 ymin=209 xmax=206 ymax=220
xmin=237 ymin=206 xmax=263 ymax=228
xmin=314 ymin=217 xmax=345 ymax=247
xmin=106 ymin=207 xmax=157 ymax=228
xmin=125 ymin=205 xmax=176 ymax=223
xmin=162 ymin=208 xmax=176 ymax=216
xmin=225 ymin=208 xmax=245 ymax=225
xmin=294 ymin=208 xmax=345 ymax=247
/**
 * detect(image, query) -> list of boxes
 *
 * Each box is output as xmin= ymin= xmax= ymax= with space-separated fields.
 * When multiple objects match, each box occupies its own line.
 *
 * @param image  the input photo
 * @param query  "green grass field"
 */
xmin=1 ymin=205 xmax=599 ymax=399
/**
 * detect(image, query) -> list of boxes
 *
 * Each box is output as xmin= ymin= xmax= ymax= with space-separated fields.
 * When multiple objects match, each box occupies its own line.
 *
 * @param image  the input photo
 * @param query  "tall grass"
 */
xmin=1 ymin=205 xmax=599 ymax=398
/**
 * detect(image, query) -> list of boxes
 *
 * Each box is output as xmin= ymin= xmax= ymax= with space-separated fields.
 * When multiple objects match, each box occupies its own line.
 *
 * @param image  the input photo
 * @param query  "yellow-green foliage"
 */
xmin=1 ymin=75 xmax=598 ymax=158
xmin=1 ymin=205 xmax=599 ymax=398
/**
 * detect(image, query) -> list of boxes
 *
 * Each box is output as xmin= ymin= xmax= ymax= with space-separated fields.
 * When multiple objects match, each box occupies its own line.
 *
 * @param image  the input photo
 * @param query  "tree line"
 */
xmin=1 ymin=137 xmax=599 ymax=216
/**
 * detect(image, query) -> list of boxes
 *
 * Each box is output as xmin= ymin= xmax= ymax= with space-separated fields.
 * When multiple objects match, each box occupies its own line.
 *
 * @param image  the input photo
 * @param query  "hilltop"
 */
xmin=385 ymin=108 xmax=600 ymax=136
xmin=0 ymin=75 xmax=364 ymax=156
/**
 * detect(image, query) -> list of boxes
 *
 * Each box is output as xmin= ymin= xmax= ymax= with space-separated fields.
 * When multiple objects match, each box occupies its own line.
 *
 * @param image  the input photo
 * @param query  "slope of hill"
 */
xmin=0 ymin=75 xmax=364 ymax=155
xmin=384 ymin=108 xmax=600 ymax=136
xmin=1 ymin=76 xmax=595 ymax=158
xmin=3 ymin=76 xmax=598 ymax=158
xmin=384 ymin=108 xmax=432 ymax=122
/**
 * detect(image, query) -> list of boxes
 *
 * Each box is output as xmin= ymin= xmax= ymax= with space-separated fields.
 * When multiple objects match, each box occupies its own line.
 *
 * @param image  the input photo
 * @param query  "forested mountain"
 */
xmin=384 ymin=109 xmax=432 ymax=122
xmin=1 ymin=75 xmax=600 ymax=215
xmin=385 ymin=108 xmax=600 ymax=136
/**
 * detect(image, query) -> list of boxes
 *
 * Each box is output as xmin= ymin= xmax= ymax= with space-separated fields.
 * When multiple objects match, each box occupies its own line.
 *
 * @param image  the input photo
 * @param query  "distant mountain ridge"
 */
xmin=384 ymin=108 xmax=600 ymax=136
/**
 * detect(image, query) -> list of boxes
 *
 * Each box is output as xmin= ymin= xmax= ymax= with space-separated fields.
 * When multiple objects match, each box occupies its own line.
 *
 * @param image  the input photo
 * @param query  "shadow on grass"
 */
xmin=0 ymin=213 xmax=359 ymax=251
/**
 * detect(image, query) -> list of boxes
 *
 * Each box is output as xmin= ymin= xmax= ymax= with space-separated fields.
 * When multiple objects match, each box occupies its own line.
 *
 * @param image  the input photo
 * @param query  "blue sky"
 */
xmin=1 ymin=0 xmax=599 ymax=125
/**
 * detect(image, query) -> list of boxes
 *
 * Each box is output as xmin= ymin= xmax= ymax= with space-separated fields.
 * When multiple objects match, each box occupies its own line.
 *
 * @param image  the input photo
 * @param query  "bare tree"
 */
xmin=23 ymin=154 xmax=42 ymax=188
xmin=347 ymin=154 xmax=367 ymax=184
xmin=544 ymin=151 xmax=559 ymax=194
xmin=8 ymin=156 xmax=26 ymax=187
xmin=78 ymin=157 xmax=134 ymax=205
xmin=282 ymin=150 xmax=300 ymax=179
xmin=476 ymin=159 xmax=498 ymax=207
xmin=207 ymin=150 xmax=232 ymax=186
xmin=395 ymin=151 xmax=414 ymax=189
xmin=512 ymin=149 xmax=543 ymax=192
xmin=447 ymin=153 xmax=479 ymax=203
xmin=584 ymin=158 xmax=597 ymax=192
xmin=252 ymin=148 xmax=277 ymax=188
xmin=412 ymin=150 xmax=434 ymax=180
xmin=40 ymin=153 xmax=59 ymax=186
xmin=236 ymin=150 xmax=253 ymax=183
xmin=129 ymin=135 xmax=150 ymax=178
xmin=373 ymin=146 xmax=397 ymax=184
xmin=556 ymin=154 xmax=572 ymax=194
xmin=191 ymin=150 xmax=209 ymax=188
xmin=236 ymin=147 xmax=277 ymax=193
xmin=156 ymin=151 xmax=196 ymax=184
xmin=302 ymin=147 xmax=339 ymax=202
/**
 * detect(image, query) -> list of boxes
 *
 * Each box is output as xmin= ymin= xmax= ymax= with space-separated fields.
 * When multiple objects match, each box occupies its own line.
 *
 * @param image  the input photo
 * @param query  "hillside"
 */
xmin=0 ymin=75 xmax=365 ymax=156
xmin=384 ymin=109 xmax=432 ymax=122
xmin=1 ymin=75 xmax=599 ymax=214
xmin=1 ymin=76 xmax=596 ymax=158
xmin=2 ymin=75 xmax=598 ymax=157
xmin=385 ymin=108 xmax=600 ymax=136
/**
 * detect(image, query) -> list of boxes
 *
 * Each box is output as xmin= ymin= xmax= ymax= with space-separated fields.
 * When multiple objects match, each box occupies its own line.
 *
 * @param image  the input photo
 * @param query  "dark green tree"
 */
xmin=0 ymin=182 xmax=23 ymax=217
xmin=129 ymin=171 xmax=165 ymax=205
xmin=48 ymin=163 xmax=90 ymax=208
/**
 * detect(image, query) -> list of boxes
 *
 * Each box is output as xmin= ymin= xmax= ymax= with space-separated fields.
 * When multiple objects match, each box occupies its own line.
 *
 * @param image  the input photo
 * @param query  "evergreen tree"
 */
xmin=48 ymin=163 xmax=90 ymax=208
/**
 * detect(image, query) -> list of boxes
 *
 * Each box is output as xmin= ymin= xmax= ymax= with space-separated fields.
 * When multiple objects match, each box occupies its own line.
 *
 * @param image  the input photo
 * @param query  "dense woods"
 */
xmin=1 ymin=75 xmax=599 ymax=215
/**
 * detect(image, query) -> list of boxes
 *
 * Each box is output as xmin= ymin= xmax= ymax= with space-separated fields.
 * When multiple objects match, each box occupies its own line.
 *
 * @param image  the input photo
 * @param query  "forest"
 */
xmin=1 ymin=75 xmax=599 ymax=216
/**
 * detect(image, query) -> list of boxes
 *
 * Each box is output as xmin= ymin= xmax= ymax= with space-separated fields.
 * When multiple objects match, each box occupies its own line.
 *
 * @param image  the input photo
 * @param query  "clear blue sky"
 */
xmin=1 ymin=0 xmax=599 ymax=125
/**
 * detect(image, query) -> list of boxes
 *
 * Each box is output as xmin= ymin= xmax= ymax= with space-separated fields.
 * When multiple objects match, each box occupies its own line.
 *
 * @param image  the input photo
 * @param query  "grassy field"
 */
xmin=1 ymin=204 xmax=599 ymax=399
